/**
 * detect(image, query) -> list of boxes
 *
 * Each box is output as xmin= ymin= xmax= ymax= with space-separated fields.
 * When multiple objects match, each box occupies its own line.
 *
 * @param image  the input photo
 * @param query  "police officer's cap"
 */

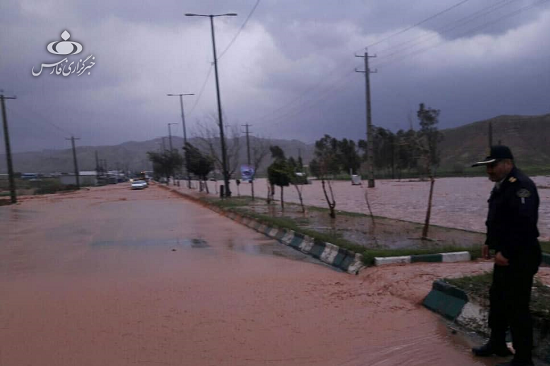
xmin=471 ymin=145 xmax=514 ymax=167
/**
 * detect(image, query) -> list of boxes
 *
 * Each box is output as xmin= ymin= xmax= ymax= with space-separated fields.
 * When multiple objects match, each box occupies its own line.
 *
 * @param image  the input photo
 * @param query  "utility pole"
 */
xmin=167 ymin=93 xmax=194 ymax=188
xmin=0 ymin=92 xmax=17 ymax=204
xmin=185 ymin=12 xmax=238 ymax=198
xmin=242 ymin=123 xmax=254 ymax=200
xmin=355 ymin=51 xmax=377 ymax=188
xmin=66 ymin=136 xmax=81 ymax=189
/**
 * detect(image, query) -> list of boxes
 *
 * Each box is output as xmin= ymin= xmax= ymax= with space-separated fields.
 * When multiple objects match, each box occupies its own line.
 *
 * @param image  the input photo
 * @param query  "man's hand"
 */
xmin=482 ymin=245 xmax=490 ymax=259
xmin=495 ymin=252 xmax=509 ymax=266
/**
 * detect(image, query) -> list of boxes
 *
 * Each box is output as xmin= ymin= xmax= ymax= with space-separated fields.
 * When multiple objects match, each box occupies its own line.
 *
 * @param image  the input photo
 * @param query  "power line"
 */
xmin=373 ymin=0 xmax=550 ymax=70
xmin=373 ymin=0 xmax=516 ymax=56
xmin=6 ymin=106 xmax=74 ymax=139
xmin=245 ymin=1 xmax=476 ymax=128
xmin=358 ymin=0 xmax=471 ymax=52
xmin=259 ymin=69 xmax=357 ymax=127
xmin=187 ymin=64 xmax=214 ymax=118
xmin=217 ymin=0 xmax=261 ymax=61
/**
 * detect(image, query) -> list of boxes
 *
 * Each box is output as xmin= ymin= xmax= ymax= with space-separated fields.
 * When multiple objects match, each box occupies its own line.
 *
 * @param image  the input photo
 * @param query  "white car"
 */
xmin=131 ymin=180 xmax=147 ymax=190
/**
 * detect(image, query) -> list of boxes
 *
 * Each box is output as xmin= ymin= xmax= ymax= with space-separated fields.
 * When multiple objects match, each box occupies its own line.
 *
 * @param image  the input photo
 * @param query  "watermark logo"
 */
xmin=32 ymin=30 xmax=96 ymax=77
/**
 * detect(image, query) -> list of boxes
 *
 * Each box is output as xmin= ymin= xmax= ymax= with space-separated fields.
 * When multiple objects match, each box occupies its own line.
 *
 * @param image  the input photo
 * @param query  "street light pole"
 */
xmin=167 ymin=93 xmax=194 ymax=188
xmin=185 ymin=12 xmax=237 ymax=197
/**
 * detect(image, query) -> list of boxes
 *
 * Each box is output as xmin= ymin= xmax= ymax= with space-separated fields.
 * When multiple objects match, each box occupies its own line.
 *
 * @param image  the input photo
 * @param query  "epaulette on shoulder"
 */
xmin=508 ymin=176 xmax=517 ymax=183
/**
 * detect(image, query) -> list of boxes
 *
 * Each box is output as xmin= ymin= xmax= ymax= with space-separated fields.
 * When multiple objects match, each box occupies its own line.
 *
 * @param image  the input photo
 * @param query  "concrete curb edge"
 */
xmin=423 ymin=279 xmax=550 ymax=361
xmin=375 ymin=251 xmax=471 ymax=266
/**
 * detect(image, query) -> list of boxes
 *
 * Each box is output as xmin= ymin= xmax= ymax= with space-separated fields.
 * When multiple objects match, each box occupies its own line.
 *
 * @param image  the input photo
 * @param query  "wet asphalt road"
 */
xmin=0 ymin=184 xmax=529 ymax=366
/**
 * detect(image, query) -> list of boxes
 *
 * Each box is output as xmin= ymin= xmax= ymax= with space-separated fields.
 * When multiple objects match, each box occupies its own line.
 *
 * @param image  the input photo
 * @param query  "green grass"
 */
xmin=445 ymin=272 xmax=550 ymax=321
xmin=540 ymin=241 xmax=550 ymax=254
xmin=203 ymin=196 xmax=254 ymax=209
xmin=205 ymin=202 xmax=480 ymax=266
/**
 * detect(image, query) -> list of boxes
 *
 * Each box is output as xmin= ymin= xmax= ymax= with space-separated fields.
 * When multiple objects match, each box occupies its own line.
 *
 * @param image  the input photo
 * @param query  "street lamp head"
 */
xmin=185 ymin=13 xmax=237 ymax=17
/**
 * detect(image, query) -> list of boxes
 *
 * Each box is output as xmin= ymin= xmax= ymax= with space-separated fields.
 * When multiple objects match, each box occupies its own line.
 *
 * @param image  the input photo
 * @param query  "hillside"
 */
xmin=1 ymin=114 xmax=549 ymax=175
xmin=0 ymin=136 xmax=314 ymax=175
xmin=438 ymin=114 xmax=550 ymax=172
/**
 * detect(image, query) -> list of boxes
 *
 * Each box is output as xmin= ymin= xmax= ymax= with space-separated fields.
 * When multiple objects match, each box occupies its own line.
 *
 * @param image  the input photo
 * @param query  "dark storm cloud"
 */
xmin=0 ymin=0 xmax=549 ymax=153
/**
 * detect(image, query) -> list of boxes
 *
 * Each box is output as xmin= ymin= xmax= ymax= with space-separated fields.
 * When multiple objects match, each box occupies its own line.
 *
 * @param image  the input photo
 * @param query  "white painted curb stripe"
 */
xmin=320 ymin=243 xmax=339 ymax=264
xmin=375 ymin=256 xmax=412 ymax=266
xmin=281 ymin=231 xmax=295 ymax=245
xmin=441 ymin=251 xmax=471 ymax=262
xmin=299 ymin=236 xmax=314 ymax=253
xmin=456 ymin=302 xmax=489 ymax=334
xmin=348 ymin=253 xmax=365 ymax=273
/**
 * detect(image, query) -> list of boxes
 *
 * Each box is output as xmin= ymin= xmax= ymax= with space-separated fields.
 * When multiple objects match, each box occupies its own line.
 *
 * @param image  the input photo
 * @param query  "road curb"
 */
xmin=158 ymin=185 xmax=364 ymax=274
xmin=423 ymin=279 xmax=550 ymax=362
xmin=375 ymin=251 xmax=471 ymax=266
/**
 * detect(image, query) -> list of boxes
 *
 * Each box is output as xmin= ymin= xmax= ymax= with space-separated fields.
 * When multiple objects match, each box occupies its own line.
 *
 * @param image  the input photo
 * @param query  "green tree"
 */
xmin=313 ymin=135 xmax=340 ymax=218
xmin=147 ymin=149 xmax=183 ymax=184
xmin=184 ymin=143 xmax=214 ymax=193
xmin=337 ymin=138 xmax=361 ymax=175
xmin=267 ymin=145 xmax=290 ymax=209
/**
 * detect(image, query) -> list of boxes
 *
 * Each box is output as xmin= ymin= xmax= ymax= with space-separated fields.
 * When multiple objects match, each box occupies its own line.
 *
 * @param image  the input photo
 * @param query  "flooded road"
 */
xmin=0 ymin=184 xmax=540 ymax=365
xmin=190 ymin=176 xmax=550 ymax=241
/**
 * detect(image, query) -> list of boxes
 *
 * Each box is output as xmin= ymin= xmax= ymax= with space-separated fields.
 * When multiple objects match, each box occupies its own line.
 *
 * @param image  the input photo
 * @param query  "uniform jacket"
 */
xmin=485 ymin=166 xmax=541 ymax=268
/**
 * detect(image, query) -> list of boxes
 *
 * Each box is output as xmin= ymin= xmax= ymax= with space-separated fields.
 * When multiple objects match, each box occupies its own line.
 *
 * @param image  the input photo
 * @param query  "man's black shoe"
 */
xmin=472 ymin=342 xmax=513 ymax=357
xmin=495 ymin=360 xmax=534 ymax=366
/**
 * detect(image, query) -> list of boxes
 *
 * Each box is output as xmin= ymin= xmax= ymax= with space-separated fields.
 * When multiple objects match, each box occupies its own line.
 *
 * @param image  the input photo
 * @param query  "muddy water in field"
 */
xmin=193 ymin=176 xmax=550 ymax=241
xmin=1 ymin=184 xmax=547 ymax=365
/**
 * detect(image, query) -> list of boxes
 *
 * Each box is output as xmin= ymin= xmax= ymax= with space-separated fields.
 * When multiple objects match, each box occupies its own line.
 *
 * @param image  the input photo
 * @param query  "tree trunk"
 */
xmin=293 ymin=184 xmax=305 ymax=213
xmin=267 ymin=183 xmax=271 ymax=204
xmin=321 ymin=179 xmax=336 ymax=219
xmin=422 ymin=175 xmax=435 ymax=239
xmin=280 ymin=186 xmax=284 ymax=210
xmin=251 ymin=180 xmax=255 ymax=200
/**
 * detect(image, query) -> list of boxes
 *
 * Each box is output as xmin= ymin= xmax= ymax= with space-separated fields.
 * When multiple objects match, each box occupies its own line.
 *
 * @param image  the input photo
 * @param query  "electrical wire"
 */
xmin=373 ymin=0 xmax=550 ymax=70
xmin=356 ymin=0 xmax=471 ymax=53
xmin=5 ymin=105 xmax=73 ymax=138
xmin=373 ymin=0 xmax=516 ymax=56
xmin=187 ymin=64 xmax=214 ymax=118
xmin=217 ymin=0 xmax=261 ymax=61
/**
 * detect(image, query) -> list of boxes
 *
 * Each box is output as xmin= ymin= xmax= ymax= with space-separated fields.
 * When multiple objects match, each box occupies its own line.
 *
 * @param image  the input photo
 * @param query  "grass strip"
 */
xmin=205 ymin=197 xmax=479 ymax=266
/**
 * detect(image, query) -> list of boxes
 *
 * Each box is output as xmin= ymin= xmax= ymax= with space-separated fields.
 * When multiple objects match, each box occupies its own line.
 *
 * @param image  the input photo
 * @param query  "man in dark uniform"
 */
xmin=471 ymin=145 xmax=542 ymax=366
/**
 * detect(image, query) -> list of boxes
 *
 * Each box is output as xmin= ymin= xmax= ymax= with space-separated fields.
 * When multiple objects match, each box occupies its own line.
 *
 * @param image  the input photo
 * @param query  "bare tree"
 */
xmin=416 ymin=103 xmax=443 ymax=240
xmin=194 ymin=114 xmax=241 ymax=196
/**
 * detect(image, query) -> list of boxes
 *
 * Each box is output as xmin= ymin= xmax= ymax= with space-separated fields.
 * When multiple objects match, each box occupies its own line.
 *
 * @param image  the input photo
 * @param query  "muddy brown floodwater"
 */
xmin=191 ymin=176 xmax=550 ymax=241
xmin=1 ymin=184 xmax=548 ymax=366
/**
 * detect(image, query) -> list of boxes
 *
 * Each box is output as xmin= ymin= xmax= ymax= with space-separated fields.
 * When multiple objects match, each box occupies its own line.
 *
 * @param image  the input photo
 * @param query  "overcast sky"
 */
xmin=1 ymin=0 xmax=549 ymax=153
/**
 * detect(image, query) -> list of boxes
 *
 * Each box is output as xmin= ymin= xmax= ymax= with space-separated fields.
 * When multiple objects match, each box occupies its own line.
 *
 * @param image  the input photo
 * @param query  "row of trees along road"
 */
xmin=305 ymin=103 xmax=442 ymax=238
xmin=148 ymin=103 xmax=442 ymax=238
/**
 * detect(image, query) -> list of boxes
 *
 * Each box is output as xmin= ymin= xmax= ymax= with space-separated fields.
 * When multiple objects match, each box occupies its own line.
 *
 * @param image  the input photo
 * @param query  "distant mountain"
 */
xmin=438 ymin=114 xmax=550 ymax=172
xmin=0 ymin=136 xmax=314 ymax=175
xmin=1 ymin=114 xmax=549 ymax=175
